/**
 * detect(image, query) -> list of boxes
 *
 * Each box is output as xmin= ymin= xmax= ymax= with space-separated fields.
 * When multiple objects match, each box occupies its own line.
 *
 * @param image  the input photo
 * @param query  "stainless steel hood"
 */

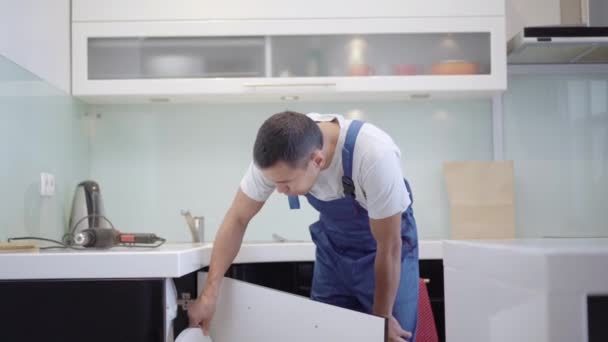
xmin=508 ymin=26 xmax=608 ymax=64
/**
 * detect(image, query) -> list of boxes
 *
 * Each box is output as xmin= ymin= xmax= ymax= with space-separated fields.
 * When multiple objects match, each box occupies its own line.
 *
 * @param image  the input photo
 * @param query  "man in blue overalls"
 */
xmin=189 ymin=111 xmax=419 ymax=342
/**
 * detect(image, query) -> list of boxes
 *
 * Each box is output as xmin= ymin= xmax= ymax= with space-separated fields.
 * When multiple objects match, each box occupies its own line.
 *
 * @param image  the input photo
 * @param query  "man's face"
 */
xmin=262 ymin=152 xmax=324 ymax=196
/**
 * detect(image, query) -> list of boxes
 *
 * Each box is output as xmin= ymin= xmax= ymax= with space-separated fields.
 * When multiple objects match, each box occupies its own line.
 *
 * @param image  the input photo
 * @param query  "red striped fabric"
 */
xmin=416 ymin=279 xmax=439 ymax=342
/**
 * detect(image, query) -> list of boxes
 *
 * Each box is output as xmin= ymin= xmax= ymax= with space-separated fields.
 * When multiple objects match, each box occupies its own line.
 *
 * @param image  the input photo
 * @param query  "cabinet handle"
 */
xmin=422 ymin=278 xmax=431 ymax=284
xmin=243 ymin=82 xmax=337 ymax=88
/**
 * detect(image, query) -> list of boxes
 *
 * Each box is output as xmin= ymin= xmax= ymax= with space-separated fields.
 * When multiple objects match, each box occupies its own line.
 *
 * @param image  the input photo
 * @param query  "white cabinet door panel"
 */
xmin=1 ymin=0 xmax=71 ymax=93
xmin=197 ymin=272 xmax=386 ymax=341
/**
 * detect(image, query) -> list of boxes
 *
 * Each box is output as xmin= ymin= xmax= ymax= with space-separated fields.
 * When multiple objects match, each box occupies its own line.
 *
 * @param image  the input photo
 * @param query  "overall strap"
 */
xmin=341 ymin=120 xmax=365 ymax=198
xmin=288 ymin=195 xmax=300 ymax=209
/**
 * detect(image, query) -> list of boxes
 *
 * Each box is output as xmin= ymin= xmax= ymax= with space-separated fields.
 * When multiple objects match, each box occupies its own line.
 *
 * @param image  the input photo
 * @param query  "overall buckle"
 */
xmin=342 ymin=176 xmax=356 ymax=198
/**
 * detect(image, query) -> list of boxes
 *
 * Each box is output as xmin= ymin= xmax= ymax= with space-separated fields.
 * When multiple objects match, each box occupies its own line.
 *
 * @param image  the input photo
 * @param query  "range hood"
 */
xmin=508 ymin=26 xmax=608 ymax=64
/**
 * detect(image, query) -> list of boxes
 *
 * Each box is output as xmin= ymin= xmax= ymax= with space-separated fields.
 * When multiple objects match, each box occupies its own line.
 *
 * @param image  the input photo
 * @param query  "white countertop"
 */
xmin=0 ymin=240 xmax=443 ymax=280
xmin=444 ymin=238 xmax=608 ymax=254
xmin=443 ymin=238 xmax=608 ymax=291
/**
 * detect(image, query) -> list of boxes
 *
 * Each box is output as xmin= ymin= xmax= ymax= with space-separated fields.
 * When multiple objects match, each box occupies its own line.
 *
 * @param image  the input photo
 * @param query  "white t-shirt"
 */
xmin=240 ymin=113 xmax=410 ymax=219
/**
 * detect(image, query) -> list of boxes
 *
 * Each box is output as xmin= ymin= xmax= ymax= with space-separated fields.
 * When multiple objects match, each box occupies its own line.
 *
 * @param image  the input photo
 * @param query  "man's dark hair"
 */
xmin=253 ymin=111 xmax=323 ymax=169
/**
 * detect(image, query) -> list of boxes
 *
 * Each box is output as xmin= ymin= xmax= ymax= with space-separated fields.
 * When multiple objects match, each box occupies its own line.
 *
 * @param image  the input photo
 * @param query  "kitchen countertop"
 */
xmin=444 ymin=237 xmax=608 ymax=252
xmin=0 ymin=240 xmax=443 ymax=280
xmin=443 ymin=238 xmax=608 ymax=290
xmin=442 ymin=238 xmax=608 ymax=342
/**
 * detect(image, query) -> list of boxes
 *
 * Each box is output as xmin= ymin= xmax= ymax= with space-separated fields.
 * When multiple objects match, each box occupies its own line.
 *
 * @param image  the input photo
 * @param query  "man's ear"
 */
xmin=311 ymin=150 xmax=325 ymax=169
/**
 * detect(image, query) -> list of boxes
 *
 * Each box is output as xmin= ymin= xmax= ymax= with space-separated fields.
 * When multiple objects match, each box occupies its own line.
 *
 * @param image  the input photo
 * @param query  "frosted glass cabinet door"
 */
xmin=88 ymin=37 xmax=266 ymax=80
xmin=197 ymin=272 xmax=386 ymax=341
xmin=272 ymin=33 xmax=491 ymax=78
xmin=87 ymin=33 xmax=490 ymax=80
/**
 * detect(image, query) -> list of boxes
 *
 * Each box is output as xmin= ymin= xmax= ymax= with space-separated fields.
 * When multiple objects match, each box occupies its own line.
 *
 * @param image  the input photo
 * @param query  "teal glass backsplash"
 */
xmin=504 ymin=73 xmax=608 ymax=238
xmin=88 ymin=71 xmax=608 ymax=242
xmin=0 ymin=55 xmax=89 ymax=242
xmin=3 ymin=56 xmax=606 ymax=243
xmin=86 ymin=101 xmax=493 ymax=242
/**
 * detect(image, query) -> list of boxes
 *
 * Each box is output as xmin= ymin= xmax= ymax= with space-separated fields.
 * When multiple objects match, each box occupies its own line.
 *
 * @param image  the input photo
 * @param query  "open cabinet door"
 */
xmin=198 ymin=272 xmax=386 ymax=342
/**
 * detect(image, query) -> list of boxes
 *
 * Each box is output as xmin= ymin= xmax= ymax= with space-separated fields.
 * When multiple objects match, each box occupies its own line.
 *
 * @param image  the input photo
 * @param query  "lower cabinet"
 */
xmin=0 ymin=261 xmax=444 ymax=342
xmin=0 ymin=279 xmax=166 ymax=342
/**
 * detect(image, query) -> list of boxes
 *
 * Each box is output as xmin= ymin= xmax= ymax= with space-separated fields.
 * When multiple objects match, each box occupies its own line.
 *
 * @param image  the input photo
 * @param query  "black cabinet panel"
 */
xmin=225 ymin=262 xmax=314 ymax=297
xmin=420 ymin=259 xmax=444 ymax=298
xmin=172 ymin=271 xmax=198 ymax=336
xmin=0 ymin=279 xmax=165 ymax=342
xmin=588 ymin=295 xmax=608 ymax=342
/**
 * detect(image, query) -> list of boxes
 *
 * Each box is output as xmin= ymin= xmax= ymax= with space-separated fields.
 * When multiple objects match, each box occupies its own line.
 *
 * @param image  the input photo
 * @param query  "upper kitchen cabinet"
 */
xmin=71 ymin=0 xmax=506 ymax=103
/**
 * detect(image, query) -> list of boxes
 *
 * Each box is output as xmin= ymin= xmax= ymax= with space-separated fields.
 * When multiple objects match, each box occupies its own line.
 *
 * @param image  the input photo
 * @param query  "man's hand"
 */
xmin=188 ymin=189 xmax=264 ymax=335
xmin=388 ymin=316 xmax=412 ymax=342
xmin=188 ymin=293 xmax=217 ymax=336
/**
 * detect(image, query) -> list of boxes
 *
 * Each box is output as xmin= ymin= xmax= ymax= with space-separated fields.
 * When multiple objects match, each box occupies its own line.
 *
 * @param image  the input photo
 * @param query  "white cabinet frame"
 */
xmin=73 ymin=0 xmax=505 ymax=22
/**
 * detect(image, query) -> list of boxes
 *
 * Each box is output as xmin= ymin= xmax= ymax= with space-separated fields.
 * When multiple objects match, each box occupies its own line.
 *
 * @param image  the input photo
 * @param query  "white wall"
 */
xmin=0 ymin=0 xmax=71 ymax=94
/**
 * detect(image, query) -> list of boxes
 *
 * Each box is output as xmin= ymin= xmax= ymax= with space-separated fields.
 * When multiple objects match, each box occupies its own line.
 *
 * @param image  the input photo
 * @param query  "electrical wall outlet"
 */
xmin=40 ymin=173 xmax=55 ymax=197
xmin=48 ymin=173 xmax=55 ymax=196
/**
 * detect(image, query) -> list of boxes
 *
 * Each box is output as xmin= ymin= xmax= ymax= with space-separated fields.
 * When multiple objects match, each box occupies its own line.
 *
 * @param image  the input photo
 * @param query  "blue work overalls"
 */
xmin=288 ymin=120 xmax=420 ymax=340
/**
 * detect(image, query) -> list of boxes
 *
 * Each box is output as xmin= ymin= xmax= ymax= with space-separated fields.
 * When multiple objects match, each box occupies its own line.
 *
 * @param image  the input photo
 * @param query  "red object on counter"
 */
xmin=120 ymin=234 xmax=136 ymax=243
